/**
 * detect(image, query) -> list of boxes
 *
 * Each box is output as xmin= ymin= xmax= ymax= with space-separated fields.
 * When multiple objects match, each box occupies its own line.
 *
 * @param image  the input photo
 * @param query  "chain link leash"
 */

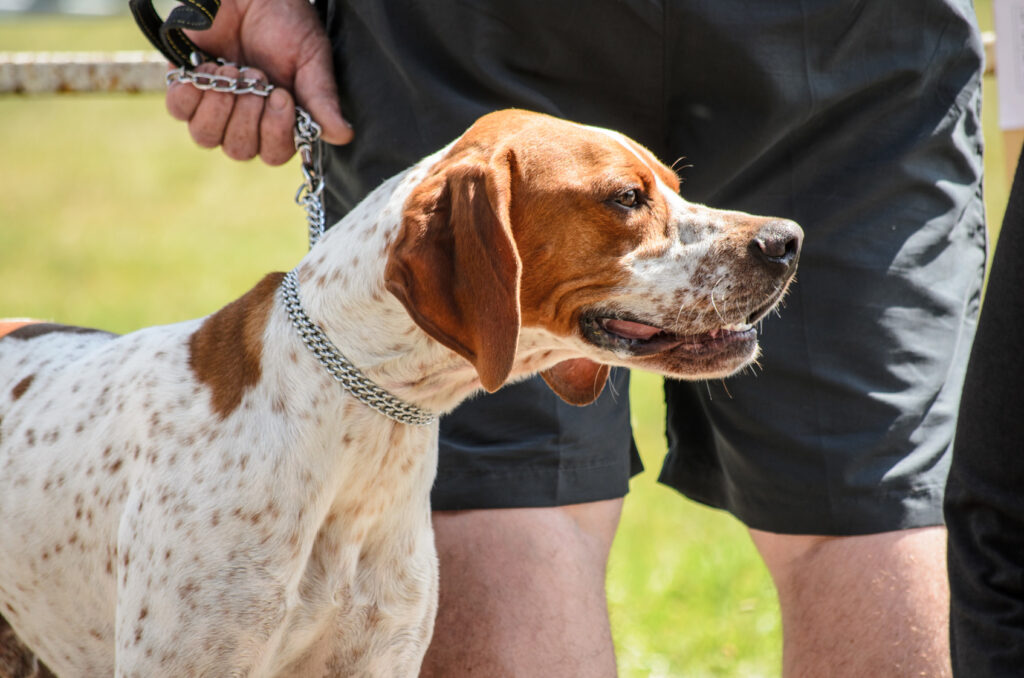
xmin=167 ymin=58 xmax=326 ymax=248
xmin=171 ymin=57 xmax=434 ymax=426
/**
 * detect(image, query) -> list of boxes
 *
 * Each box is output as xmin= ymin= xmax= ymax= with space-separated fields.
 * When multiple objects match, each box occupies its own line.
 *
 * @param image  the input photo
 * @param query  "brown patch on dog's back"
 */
xmin=188 ymin=273 xmax=284 ymax=420
xmin=0 ymin=320 xmax=38 ymax=340
xmin=1 ymin=321 xmax=115 ymax=342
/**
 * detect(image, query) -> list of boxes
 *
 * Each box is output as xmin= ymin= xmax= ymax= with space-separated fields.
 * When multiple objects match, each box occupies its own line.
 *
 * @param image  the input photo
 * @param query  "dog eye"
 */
xmin=614 ymin=189 xmax=642 ymax=208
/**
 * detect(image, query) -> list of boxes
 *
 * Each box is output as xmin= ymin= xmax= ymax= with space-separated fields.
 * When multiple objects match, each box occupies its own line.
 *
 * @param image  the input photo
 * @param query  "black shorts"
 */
xmin=319 ymin=0 xmax=986 ymax=533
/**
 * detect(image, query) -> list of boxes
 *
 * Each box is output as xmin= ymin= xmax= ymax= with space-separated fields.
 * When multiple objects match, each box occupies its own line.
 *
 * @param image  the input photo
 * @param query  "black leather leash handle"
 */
xmin=128 ymin=0 xmax=222 ymax=67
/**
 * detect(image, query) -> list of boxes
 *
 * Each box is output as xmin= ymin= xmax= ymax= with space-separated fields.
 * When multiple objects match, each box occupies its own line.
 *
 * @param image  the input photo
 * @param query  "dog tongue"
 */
xmin=602 ymin=318 xmax=663 ymax=340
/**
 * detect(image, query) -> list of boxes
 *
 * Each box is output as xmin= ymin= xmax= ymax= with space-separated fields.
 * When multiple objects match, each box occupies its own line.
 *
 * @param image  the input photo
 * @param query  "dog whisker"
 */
xmin=605 ymin=368 xmax=621 ymax=400
xmin=710 ymin=277 xmax=728 ymax=325
xmin=719 ymin=379 xmax=733 ymax=399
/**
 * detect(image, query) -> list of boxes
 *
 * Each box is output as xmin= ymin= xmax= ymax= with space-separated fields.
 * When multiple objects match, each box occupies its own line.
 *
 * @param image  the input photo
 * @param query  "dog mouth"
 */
xmin=580 ymin=311 xmax=756 ymax=357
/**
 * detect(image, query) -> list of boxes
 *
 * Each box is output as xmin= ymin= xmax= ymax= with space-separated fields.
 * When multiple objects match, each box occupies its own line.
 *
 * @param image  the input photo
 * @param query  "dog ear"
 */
xmin=540 ymin=359 xmax=610 ymax=406
xmin=386 ymin=155 xmax=521 ymax=393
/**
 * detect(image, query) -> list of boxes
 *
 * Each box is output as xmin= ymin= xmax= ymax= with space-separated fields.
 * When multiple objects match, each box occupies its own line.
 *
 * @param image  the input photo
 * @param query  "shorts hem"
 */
xmin=431 ymin=460 xmax=634 ymax=511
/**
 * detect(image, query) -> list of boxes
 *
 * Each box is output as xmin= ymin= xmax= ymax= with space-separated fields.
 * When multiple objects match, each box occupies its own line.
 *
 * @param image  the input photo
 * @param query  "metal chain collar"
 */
xmin=280 ymin=271 xmax=436 ymax=426
xmin=172 ymin=56 xmax=434 ymax=426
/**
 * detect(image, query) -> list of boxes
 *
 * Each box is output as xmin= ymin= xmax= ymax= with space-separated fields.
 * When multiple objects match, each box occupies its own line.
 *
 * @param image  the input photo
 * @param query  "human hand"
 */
xmin=164 ymin=0 xmax=353 ymax=165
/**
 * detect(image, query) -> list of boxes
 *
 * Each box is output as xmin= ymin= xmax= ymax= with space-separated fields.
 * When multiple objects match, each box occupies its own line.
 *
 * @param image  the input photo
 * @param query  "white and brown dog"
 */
xmin=0 ymin=110 xmax=800 ymax=677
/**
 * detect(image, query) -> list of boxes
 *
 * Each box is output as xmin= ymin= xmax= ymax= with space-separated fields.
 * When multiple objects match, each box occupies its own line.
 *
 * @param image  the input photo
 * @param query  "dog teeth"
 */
xmin=711 ymin=323 xmax=752 ymax=338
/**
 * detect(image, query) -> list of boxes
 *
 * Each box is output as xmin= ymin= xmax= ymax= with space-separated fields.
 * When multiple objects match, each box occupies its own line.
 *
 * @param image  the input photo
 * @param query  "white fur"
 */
xmin=0 ymin=113 xmax=799 ymax=677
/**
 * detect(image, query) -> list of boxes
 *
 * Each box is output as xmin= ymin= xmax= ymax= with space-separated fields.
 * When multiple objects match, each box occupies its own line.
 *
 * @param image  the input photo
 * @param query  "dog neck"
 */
xmin=286 ymin=155 xmax=491 ymax=415
xmin=286 ymin=154 xmax=582 ymax=417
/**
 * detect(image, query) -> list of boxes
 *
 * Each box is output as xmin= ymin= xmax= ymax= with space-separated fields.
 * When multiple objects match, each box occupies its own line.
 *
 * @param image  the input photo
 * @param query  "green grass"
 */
xmin=0 ymin=94 xmax=306 ymax=329
xmin=614 ymin=373 xmax=782 ymax=678
xmin=0 ymin=6 xmax=1008 ymax=676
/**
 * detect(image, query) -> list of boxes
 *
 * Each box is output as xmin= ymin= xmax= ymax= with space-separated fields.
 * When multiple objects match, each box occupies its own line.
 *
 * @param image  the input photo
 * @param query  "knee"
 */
xmin=749 ymin=528 xmax=951 ymax=677
xmin=432 ymin=498 xmax=623 ymax=567
xmin=422 ymin=502 xmax=622 ymax=676
xmin=749 ymin=526 xmax=949 ymax=602
xmin=748 ymin=530 xmax=835 ymax=580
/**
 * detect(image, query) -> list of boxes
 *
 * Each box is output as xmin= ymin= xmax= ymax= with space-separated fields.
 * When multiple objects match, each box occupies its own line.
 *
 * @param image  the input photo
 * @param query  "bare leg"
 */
xmin=750 ymin=527 xmax=950 ymax=678
xmin=420 ymin=499 xmax=622 ymax=678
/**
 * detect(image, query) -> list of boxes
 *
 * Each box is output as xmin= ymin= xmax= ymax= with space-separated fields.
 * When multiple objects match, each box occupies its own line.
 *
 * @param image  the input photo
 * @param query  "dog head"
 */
xmin=385 ymin=110 xmax=801 ymax=405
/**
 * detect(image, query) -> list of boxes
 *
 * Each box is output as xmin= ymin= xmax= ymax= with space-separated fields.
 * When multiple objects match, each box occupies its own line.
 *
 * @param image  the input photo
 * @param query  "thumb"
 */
xmin=293 ymin=48 xmax=353 ymax=145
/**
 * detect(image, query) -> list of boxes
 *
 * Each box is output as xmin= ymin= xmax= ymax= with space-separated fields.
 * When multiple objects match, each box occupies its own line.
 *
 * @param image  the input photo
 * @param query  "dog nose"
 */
xmin=751 ymin=220 xmax=802 ymax=271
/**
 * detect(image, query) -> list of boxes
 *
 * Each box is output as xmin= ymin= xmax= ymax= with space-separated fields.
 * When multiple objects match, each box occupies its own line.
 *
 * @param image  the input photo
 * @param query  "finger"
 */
xmin=188 ymin=64 xmax=240 ymax=149
xmin=259 ymin=88 xmax=297 ymax=166
xmin=293 ymin=42 xmax=353 ymax=145
xmin=222 ymin=67 xmax=268 ymax=161
xmin=165 ymin=66 xmax=202 ymax=122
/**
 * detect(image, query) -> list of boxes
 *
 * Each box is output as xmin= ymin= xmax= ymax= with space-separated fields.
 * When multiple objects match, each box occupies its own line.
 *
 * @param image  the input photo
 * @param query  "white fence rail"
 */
xmin=0 ymin=51 xmax=166 ymax=93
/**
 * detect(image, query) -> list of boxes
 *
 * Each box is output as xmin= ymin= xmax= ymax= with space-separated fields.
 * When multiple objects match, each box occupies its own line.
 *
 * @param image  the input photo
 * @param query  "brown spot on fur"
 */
xmin=359 ymin=222 xmax=379 ymax=241
xmin=3 ymin=322 xmax=115 ymax=341
xmin=188 ymin=272 xmax=285 ymax=419
xmin=387 ymin=423 xmax=406 ymax=448
xmin=11 ymin=375 xmax=34 ymax=400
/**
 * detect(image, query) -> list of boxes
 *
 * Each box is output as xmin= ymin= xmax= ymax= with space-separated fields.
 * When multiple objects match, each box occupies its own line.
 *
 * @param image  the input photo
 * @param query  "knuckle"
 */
xmin=166 ymin=98 xmax=190 ymax=121
xmin=166 ymin=87 xmax=197 ymax=120
xmin=193 ymin=135 xmax=221 ymax=150
xmin=261 ymin=143 xmax=295 ymax=167
xmin=240 ymin=66 xmax=267 ymax=82
xmin=190 ymin=123 xmax=223 ymax=149
xmin=224 ymin=144 xmax=256 ymax=161
xmin=215 ymin=64 xmax=241 ymax=80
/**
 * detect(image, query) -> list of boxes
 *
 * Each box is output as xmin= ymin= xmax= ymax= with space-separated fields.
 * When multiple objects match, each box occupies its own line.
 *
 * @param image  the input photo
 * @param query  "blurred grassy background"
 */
xmin=0 ymin=3 xmax=1007 ymax=675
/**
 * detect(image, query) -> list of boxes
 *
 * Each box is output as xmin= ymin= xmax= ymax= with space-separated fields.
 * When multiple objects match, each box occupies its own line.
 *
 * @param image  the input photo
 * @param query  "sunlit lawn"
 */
xmin=0 ymin=4 xmax=1007 ymax=675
